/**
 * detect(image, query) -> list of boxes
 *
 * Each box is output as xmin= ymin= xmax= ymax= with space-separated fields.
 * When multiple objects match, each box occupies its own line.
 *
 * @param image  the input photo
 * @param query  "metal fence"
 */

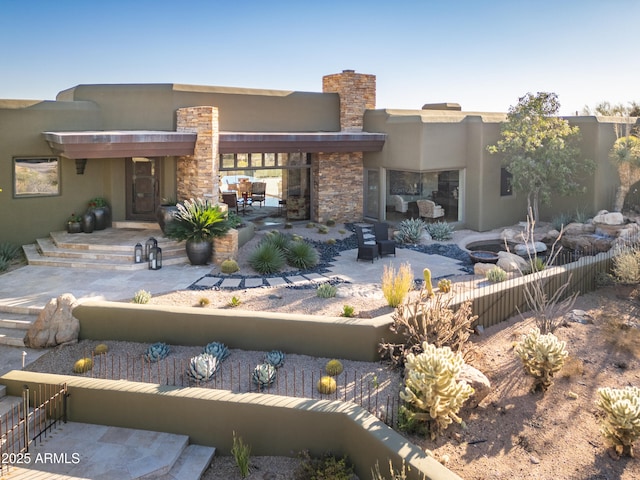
xmin=0 ymin=383 xmax=68 ymax=475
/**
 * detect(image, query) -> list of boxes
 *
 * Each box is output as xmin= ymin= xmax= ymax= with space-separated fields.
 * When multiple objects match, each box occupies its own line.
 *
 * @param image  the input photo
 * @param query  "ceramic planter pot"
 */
xmin=156 ymin=205 xmax=179 ymax=233
xmin=67 ymin=222 xmax=82 ymax=234
xmin=91 ymin=205 xmax=111 ymax=230
xmin=185 ymin=239 xmax=212 ymax=265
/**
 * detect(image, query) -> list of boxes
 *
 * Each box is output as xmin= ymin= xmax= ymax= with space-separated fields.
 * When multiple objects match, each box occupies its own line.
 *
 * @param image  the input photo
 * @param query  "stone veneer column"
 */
xmin=313 ymin=71 xmax=375 ymax=223
xmin=176 ymin=106 xmax=220 ymax=202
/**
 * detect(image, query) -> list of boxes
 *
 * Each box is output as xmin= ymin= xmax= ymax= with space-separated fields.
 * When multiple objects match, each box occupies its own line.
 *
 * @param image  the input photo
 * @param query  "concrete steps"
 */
xmin=0 ymin=310 xmax=38 ymax=347
xmin=22 ymin=224 xmax=190 ymax=270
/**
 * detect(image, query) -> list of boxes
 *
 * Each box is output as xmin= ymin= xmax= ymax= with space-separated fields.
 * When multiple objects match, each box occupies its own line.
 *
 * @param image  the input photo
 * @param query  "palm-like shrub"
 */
xmin=164 ymin=198 xmax=230 ymax=242
xmin=286 ymin=240 xmax=318 ymax=270
xmin=248 ymin=242 xmax=286 ymax=274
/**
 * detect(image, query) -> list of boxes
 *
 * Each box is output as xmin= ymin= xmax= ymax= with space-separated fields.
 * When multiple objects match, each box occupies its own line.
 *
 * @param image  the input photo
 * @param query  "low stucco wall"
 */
xmin=0 ymin=371 xmax=461 ymax=480
xmin=72 ymin=301 xmax=398 ymax=362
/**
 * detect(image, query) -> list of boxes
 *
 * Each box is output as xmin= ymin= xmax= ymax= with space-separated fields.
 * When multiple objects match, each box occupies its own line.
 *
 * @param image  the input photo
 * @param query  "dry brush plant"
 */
xmin=381 ymin=262 xmax=414 ymax=307
xmin=514 ymin=327 xmax=568 ymax=392
xmin=379 ymin=287 xmax=476 ymax=368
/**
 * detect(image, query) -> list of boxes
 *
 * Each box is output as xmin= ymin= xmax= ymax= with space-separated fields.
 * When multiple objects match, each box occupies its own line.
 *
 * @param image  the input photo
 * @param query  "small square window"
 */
xmin=14 ymin=157 xmax=60 ymax=197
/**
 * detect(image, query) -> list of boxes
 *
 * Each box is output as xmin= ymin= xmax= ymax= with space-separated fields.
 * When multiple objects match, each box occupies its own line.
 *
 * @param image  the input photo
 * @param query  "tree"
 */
xmin=488 ymin=92 xmax=595 ymax=221
xmin=582 ymin=101 xmax=640 ymax=117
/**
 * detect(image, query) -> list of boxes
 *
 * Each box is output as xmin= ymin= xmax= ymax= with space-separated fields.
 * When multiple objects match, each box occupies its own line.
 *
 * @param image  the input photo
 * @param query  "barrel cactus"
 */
xmin=203 ymin=341 xmax=230 ymax=362
xmin=187 ymin=353 xmax=219 ymax=382
xmin=73 ymin=357 xmax=93 ymax=373
xmin=144 ymin=342 xmax=170 ymax=363
xmin=317 ymin=376 xmax=337 ymax=395
xmin=94 ymin=343 xmax=109 ymax=355
xmin=264 ymin=350 xmax=286 ymax=369
xmin=252 ymin=363 xmax=277 ymax=388
xmin=221 ymin=258 xmax=239 ymax=274
xmin=325 ymin=359 xmax=344 ymax=376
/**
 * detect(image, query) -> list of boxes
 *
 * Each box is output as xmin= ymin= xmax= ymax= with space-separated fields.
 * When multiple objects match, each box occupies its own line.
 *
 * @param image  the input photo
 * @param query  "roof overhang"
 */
xmin=43 ymin=130 xmax=386 ymax=159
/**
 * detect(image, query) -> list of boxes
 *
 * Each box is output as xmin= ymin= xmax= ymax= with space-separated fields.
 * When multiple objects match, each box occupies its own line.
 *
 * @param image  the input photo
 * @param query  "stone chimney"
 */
xmin=322 ymin=70 xmax=376 ymax=131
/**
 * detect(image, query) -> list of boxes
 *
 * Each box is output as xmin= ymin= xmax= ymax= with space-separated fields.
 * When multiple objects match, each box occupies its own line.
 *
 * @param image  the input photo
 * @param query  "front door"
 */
xmin=126 ymin=157 xmax=161 ymax=221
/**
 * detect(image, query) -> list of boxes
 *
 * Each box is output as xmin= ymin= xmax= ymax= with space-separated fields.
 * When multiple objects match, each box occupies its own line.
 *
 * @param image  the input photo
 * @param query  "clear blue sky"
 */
xmin=1 ymin=0 xmax=638 ymax=115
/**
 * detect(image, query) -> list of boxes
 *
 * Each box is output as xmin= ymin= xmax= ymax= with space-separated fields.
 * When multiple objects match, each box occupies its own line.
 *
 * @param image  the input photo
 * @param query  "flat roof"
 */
xmin=43 ymin=130 xmax=385 ymax=158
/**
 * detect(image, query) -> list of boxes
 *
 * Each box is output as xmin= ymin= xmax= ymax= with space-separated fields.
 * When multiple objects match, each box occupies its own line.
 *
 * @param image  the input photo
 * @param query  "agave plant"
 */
xmin=187 ymin=353 xmax=219 ymax=382
xmin=264 ymin=350 xmax=286 ymax=369
xmin=252 ymin=363 xmax=277 ymax=388
xmin=144 ymin=342 xmax=170 ymax=363
xmin=203 ymin=341 xmax=230 ymax=362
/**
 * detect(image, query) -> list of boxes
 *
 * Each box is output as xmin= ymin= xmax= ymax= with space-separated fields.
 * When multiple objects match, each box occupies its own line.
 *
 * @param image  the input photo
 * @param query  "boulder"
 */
xmin=474 ymin=262 xmax=496 ymax=276
xmin=563 ymin=222 xmax=595 ymax=236
xmin=560 ymin=235 xmax=594 ymax=252
xmin=500 ymin=228 xmax=522 ymax=243
xmin=592 ymin=211 xmax=624 ymax=226
xmin=459 ymin=363 xmax=491 ymax=408
xmin=497 ymin=251 xmax=529 ymax=272
xmin=24 ymin=294 xmax=80 ymax=348
xmin=514 ymin=241 xmax=547 ymax=256
xmin=541 ymin=229 xmax=561 ymax=243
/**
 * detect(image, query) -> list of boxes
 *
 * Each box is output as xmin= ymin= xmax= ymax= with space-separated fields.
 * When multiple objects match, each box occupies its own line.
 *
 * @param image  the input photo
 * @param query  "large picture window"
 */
xmin=14 ymin=157 xmax=60 ymax=197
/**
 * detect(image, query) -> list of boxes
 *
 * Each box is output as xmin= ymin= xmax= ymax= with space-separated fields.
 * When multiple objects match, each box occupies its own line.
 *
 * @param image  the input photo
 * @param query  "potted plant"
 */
xmin=156 ymin=197 xmax=178 ymax=234
xmin=87 ymin=197 xmax=111 ymax=230
xmin=67 ymin=213 xmax=83 ymax=233
xmin=164 ymin=198 xmax=230 ymax=265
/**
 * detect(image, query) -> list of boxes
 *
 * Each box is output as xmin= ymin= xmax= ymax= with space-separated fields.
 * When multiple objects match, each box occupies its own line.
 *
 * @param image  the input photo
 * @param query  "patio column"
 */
xmin=312 ymin=70 xmax=375 ymax=223
xmin=176 ymin=106 xmax=220 ymax=202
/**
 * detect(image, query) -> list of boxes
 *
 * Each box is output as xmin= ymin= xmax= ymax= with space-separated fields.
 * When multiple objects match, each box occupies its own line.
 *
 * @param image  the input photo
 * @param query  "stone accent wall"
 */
xmin=176 ymin=106 xmax=220 ymax=202
xmin=313 ymin=70 xmax=374 ymax=222
xmin=312 ymin=152 xmax=364 ymax=223
xmin=212 ymin=228 xmax=238 ymax=265
xmin=322 ymin=70 xmax=376 ymax=132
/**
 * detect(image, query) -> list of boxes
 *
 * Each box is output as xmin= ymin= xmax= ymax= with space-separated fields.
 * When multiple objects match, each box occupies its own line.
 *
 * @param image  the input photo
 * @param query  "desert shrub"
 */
xmin=381 ymin=262 xmax=414 ymax=307
xmin=551 ymin=211 xmax=574 ymax=231
xmin=525 ymin=256 xmax=546 ymax=274
xmin=341 ymin=305 xmax=355 ymax=318
xmin=395 ymin=218 xmax=425 ymax=244
xmin=132 ymin=289 xmax=151 ymax=304
xmin=380 ymin=292 xmax=476 ymax=368
xmin=231 ymin=431 xmax=251 ymax=478
xmin=371 ymin=459 xmax=412 ymax=480
xmin=424 ymin=221 xmax=454 ymax=241
xmin=437 ymin=278 xmax=452 ymax=293
xmin=326 ymin=219 xmax=336 ymax=227
xmin=486 ymin=266 xmax=507 ymax=283
xmin=574 ymin=208 xmax=591 ymax=224
xmin=325 ymin=359 xmax=344 ymax=376
xmin=316 ymin=283 xmax=337 ymax=298
xmin=263 ymin=231 xmax=291 ymax=251
xmin=295 ymin=451 xmax=354 ymax=480
xmin=227 ymin=211 xmax=243 ymax=229
xmin=0 ymin=258 xmax=9 ymax=273
xmin=596 ymin=386 xmax=640 ymax=457
xmin=286 ymin=241 xmax=319 ymax=270
xmin=0 ymin=242 xmax=20 ymax=262
xmin=514 ymin=327 xmax=568 ymax=392
xmin=221 ymin=258 xmax=239 ymax=274
xmin=612 ymin=246 xmax=640 ymax=285
xmin=198 ymin=297 xmax=210 ymax=307
xmin=248 ymin=241 xmax=286 ymax=274
xmin=399 ymin=342 xmax=474 ymax=439
xmin=228 ymin=296 xmax=241 ymax=307
xmin=73 ymin=357 xmax=93 ymax=373
xmin=317 ymin=375 xmax=337 ymax=395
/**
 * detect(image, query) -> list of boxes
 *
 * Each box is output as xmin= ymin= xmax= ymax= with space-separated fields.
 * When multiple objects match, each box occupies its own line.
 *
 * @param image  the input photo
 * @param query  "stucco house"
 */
xmin=0 ymin=69 xmax=629 ymax=246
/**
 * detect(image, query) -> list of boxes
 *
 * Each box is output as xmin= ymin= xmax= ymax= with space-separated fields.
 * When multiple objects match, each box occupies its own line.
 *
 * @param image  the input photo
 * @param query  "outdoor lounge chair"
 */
xmin=355 ymin=226 xmax=379 ymax=263
xmin=373 ymin=222 xmax=396 ymax=257
xmin=250 ymin=182 xmax=266 ymax=207
xmin=222 ymin=192 xmax=239 ymax=214
xmin=390 ymin=195 xmax=408 ymax=213
xmin=416 ymin=199 xmax=444 ymax=221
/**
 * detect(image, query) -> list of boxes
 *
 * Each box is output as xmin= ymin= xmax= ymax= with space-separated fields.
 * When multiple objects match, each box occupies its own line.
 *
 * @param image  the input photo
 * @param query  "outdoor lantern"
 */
xmin=144 ymin=237 xmax=157 ymax=261
xmin=148 ymin=246 xmax=162 ymax=270
xmin=134 ymin=243 xmax=143 ymax=263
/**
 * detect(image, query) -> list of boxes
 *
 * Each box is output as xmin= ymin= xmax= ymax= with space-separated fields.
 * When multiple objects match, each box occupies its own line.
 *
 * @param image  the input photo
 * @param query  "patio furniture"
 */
xmin=416 ymin=199 xmax=444 ymax=221
xmin=221 ymin=193 xmax=239 ymax=214
xmin=251 ymin=182 xmax=266 ymax=207
xmin=373 ymin=222 xmax=396 ymax=257
xmin=390 ymin=195 xmax=408 ymax=213
xmin=355 ymin=226 xmax=379 ymax=263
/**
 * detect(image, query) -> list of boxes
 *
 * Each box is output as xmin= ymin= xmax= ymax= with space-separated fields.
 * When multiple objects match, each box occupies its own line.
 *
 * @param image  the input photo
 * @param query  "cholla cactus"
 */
xmin=399 ymin=342 xmax=474 ymax=439
xmin=596 ymin=386 xmax=640 ymax=457
xmin=252 ymin=363 xmax=277 ymax=388
xmin=515 ymin=327 xmax=568 ymax=392
xmin=264 ymin=350 xmax=286 ymax=369
xmin=203 ymin=341 xmax=230 ymax=362
xmin=144 ymin=342 xmax=170 ymax=363
xmin=187 ymin=353 xmax=219 ymax=382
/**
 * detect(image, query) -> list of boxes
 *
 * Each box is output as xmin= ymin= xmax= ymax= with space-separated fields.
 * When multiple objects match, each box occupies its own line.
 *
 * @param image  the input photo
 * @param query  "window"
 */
xmin=14 ymin=157 xmax=60 ymax=197
xmin=500 ymin=167 xmax=513 ymax=196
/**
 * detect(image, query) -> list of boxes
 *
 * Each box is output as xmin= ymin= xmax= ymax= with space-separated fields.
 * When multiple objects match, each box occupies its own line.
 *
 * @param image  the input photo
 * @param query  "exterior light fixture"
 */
xmin=134 ymin=243 xmax=143 ymax=263
xmin=144 ymin=237 xmax=157 ymax=261
xmin=75 ymin=158 xmax=87 ymax=174
xmin=149 ymin=246 xmax=162 ymax=270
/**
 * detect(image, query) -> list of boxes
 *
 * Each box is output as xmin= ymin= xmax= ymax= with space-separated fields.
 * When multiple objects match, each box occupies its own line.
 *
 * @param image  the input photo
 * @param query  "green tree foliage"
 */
xmin=488 ymin=92 xmax=595 ymax=221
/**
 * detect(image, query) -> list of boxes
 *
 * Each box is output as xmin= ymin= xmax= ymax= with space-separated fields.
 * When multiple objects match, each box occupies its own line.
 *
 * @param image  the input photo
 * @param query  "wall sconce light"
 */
xmin=75 ymin=158 xmax=87 ymax=175
xmin=134 ymin=243 xmax=143 ymax=263
xmin=148 ymin=246 xmax=162 ymax=270
xmin=144 ymin=237 xmax=157 ymax=261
